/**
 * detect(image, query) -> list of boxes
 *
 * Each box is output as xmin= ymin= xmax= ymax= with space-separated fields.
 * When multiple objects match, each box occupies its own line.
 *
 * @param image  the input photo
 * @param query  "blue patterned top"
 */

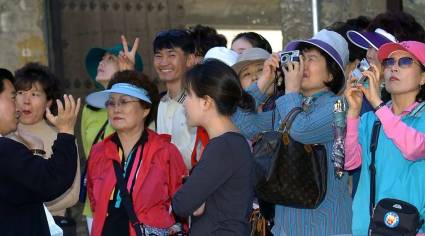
xmin=232 ymin=83 xmax=352 ymax=236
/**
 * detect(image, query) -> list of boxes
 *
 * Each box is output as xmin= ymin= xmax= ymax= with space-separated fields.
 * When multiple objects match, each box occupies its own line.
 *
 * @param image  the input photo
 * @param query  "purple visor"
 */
xmin=347 ymin=30 xmax=393 ymax=50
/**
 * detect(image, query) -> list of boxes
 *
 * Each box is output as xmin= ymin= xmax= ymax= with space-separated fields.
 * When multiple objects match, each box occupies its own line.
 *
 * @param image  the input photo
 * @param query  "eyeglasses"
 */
xmin=105 ymin=99 xmax=139 ymax=108
xmin=382 ymin=57 xmax=420 ymax=69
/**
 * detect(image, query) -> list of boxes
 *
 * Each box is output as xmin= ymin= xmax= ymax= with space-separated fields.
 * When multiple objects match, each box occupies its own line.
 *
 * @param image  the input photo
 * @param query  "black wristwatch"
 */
xmin=31 ymin=149 xmax=46 ymax=156
xmin=374 ymin=101 xmax=386 ymax=111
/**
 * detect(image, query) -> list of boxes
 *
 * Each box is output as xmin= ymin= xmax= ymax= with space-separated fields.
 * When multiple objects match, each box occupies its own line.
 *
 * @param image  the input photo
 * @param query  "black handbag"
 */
xmin=252 ymin=107 xmax=328 ymax=209
xmin=368 ymin=121 xmax=424 ymax=235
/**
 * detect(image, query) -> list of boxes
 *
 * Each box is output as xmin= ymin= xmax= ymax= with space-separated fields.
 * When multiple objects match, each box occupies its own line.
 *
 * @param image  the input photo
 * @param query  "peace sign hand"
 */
xmin=118 ymin=35 xmax=140 ymax=71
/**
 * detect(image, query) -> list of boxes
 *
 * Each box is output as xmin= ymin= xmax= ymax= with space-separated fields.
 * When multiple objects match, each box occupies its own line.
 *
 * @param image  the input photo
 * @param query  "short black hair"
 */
xmin=14 ymin=62 xmax=62 ymax=114
xmin=108 ymin=70 xmax=159 ymax=127
xmin=328 ymin=16 xmax=370 ymax=62
xmin=297 ymin=43 xmax=344 ymax=94
xmin=231 ymin=32 xmax=273 ymax=53
xmin=0 ymin=68 xmax=14 ymax=93
xmin=153 ymin=29 xmax=195 ymax=54
xmin=367 ymin=11 xmax=425 ymax=42
xmin=189 ymin=24 xmax=227 ymax=57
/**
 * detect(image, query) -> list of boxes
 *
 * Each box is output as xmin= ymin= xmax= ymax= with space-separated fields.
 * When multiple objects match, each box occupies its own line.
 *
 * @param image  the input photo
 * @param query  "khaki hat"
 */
xmin=232 ymin=48 xmax=270 ymax=75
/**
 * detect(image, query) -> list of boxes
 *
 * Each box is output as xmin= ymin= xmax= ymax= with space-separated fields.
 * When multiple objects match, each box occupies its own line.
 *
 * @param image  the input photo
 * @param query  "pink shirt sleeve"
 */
xmin=344 ymin=117 xmax=362 ymax=170
xmin=376 ymin=106 xmax=425 ymax=161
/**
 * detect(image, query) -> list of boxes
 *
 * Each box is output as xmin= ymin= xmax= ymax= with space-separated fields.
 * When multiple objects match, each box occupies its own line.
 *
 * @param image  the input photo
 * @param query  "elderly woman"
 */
xmin=232 ymin=29 xmax=353 ymax=235
xmin=81 ymin=36 xmax=143 ymax=231
xmin=86 ymin=70 xmax=187 ymax=236
xmin=9 ymin=62 xmax=80 ymax=218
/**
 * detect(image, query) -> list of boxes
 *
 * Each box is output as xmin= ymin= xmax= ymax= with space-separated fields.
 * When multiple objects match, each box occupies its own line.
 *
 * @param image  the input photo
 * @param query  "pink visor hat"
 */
xmin=378 ymin=41 xmax=425 ymax=67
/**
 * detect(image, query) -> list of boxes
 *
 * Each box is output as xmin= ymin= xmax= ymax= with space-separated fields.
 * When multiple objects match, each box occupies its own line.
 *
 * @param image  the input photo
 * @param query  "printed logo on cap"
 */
xmin=384 ymin=212 xmax=400 ymax=228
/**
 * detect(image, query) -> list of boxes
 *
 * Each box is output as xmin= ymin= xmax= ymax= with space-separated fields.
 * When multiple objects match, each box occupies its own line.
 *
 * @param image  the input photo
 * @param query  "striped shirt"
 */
xmin=232 ymin=83 xmax=352 ymax=236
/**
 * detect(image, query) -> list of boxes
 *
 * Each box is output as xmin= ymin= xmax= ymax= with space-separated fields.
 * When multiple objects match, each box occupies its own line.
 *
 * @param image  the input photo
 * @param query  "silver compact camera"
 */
xmin=351 ymin=58 xmax=371 ymax=86
xmin=279 ymin=50 xmax=300 ymax=67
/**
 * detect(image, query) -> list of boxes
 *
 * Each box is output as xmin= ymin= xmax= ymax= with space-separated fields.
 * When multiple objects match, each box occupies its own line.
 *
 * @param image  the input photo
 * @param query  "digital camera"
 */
xmin=279 ymin=50 xmax=300 ymax=67
xmin=351 ymin=58 xmax=371 ymax=86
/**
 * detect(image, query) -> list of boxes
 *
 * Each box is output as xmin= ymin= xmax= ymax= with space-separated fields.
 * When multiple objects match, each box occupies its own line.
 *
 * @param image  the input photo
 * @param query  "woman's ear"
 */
xmin=420 ymin=71 xmax=425 ymax=87
xmin=186 ymin=53 xmax=197 ymax=67
xmin=201 ymin=95 xmax=213 ymax=111
xmin=142 ymin=108 xmax=151 ymax=120
xmin=325 ymin=73 xmax=334 ymax=83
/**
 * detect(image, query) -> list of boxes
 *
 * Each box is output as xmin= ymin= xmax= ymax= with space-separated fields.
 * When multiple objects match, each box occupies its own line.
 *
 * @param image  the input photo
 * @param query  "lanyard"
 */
xmin=114 ymin=145 xmax=142 ymax=208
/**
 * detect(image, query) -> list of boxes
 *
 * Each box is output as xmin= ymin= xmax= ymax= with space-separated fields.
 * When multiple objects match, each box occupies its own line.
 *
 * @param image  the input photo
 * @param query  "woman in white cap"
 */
xmin=232 ymin=29 xmax=352 ymax=235
xmin=345 ymin=41 xmax=425 ymax=235
xmin=86 ymin=70 xmax=187 ymax=236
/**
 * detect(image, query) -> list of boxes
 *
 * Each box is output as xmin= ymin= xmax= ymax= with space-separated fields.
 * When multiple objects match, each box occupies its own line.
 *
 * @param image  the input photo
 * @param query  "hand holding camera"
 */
xmin=257 ymin=53 xmax=280 ymax=94
xmin=353 ymin=61 xmax=382 ymax=108
xmin=280 ymin=50 xmax=303 ymax=94
xmin=351 ymin=58 xmax=371 ymax=88
xmin=346 ymin=61 xmax=382 ymax=117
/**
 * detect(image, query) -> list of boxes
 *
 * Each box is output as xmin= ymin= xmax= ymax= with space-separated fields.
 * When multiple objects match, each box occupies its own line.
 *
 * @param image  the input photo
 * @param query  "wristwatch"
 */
xmin=374 ymin=101 xmax=386 ymax=111
xmin=31 ymin=149 xmax=46 ymax=156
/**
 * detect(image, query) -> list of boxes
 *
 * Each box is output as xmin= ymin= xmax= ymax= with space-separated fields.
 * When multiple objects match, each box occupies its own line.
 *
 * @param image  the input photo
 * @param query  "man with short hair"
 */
xmin=0 ymin=68 xmax=80 ymax=235
xmin=153 ymin=29 xmax=197 ymax=169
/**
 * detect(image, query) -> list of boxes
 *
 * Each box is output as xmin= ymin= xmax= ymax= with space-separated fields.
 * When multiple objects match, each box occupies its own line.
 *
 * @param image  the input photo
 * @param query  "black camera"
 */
xmin=351 ymin=58 xmax=371 ymax=87
xmin=279 ymin=50 xmax=300 ymax=67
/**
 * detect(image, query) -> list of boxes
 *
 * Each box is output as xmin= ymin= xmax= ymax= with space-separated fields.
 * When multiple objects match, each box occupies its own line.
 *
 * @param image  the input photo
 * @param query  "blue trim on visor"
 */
xmin=85 ymin=83 xmax=151 ymax=108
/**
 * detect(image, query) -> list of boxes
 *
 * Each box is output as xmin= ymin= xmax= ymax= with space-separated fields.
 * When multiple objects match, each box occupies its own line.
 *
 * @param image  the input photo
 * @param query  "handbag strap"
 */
xmin=369 ymin=120 xmax=381 ymax=217
xmin=112 ymin=161 xmax=146 ymax=236
xmin=278 ymin=107 xmax=303 ymax=132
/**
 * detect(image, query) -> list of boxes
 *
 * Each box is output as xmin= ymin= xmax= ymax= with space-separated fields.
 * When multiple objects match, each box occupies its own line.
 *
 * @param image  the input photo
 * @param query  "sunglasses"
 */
xmin=382 ymin=57 xmax=421 ymax=69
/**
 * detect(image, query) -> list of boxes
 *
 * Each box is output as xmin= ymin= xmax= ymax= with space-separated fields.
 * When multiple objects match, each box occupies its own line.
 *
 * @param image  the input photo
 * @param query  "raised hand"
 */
xmin=118 ymin=35 xmax=140 ymax=71
xmin=357 ymin=64 xmax=383 ymax=108
xmin=46 ymin=95 xmax=81 ymax=135
xmin=257 ymin=53 xmax=280 ymax=94
xmin=344 ymin=76 xmax=364 ymax=118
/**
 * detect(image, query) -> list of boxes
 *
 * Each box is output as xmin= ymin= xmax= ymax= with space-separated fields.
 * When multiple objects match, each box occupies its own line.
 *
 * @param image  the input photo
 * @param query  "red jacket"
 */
xmin=87 ymin=129 xmax=187 ymax=236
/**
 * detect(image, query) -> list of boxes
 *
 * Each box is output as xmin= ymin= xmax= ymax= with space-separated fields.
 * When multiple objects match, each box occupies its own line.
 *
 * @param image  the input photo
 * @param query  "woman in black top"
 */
xmin=172 ymin=59 xmax=254 ymax=235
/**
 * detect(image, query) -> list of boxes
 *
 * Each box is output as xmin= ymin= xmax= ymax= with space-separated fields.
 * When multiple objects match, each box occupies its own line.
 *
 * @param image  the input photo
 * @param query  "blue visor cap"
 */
xmin=85 ymin=83 xmax=151 ymax=108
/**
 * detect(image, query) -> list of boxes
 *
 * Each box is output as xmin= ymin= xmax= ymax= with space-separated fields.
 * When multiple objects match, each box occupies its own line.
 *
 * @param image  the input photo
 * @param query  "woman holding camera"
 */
xmin=232 ymin=29 xmax=352 ymax=235
xmin=345 ymin=41 xmax=425 ymax=234
xmin=86 ymin=71 xmax=187 ymax=236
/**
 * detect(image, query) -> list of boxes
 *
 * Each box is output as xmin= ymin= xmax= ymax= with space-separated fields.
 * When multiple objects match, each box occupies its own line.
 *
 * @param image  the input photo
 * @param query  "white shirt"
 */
xmin=156 ymin=92 xmax=196 ymax=170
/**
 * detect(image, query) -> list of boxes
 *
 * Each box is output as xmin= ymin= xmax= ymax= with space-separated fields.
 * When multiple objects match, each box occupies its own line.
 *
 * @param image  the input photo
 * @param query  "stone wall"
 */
xmin=0 ymin=0 xmax=47 ymax=72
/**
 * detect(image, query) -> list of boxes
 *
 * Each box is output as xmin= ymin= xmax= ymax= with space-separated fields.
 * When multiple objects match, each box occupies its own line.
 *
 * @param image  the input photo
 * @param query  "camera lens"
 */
xmin=280 ymin=54 xmax=289 ymax=64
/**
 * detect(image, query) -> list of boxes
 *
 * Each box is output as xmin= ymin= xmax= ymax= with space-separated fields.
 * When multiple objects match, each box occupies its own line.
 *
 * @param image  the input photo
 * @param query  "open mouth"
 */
xmin=389 ymin=76 xmax=400 ymax=81
xmin=21 ymin=110 xmax=31 ymax=116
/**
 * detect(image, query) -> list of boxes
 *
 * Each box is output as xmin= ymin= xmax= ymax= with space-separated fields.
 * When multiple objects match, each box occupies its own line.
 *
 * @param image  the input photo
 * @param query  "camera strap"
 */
xmin=369 ymin=120 xmax=381 ymax=217
xmin=271 ymin=71 xmax=279 ymax=130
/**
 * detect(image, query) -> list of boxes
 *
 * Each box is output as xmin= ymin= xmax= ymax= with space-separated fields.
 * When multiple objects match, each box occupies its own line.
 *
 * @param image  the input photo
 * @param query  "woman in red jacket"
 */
xmin=86 ymin=70 xmax=187 ymax=236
